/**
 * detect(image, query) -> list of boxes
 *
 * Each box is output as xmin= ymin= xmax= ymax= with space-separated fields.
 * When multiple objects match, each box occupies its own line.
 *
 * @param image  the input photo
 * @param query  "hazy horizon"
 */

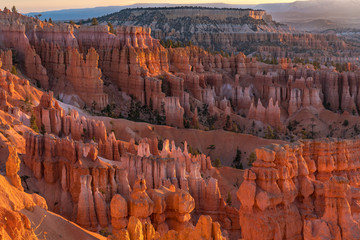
xmin=3 ymin=0 xmax=307 ymax=13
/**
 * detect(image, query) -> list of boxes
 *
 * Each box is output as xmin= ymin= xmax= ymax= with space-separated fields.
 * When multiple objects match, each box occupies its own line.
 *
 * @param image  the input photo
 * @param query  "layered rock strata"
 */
xmin=91 ymin=7 xmax=347 ymax=54
xmin=2 ymin=9 xmax=360 ymax=129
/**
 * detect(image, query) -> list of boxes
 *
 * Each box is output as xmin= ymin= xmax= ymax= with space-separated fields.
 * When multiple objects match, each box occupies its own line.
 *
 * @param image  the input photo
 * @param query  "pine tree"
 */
xmin=207 ymin=144 xmax=215 ymax=155
xmin=11 ymin=66 xmax=17 ymax=75
xmin=108 ymin=22 xmax=115 ymax=34
xmin=91 ymin=18 xmax=98 ymax=26
xmin=11 ymin=6 xmax=17 ymax=13
xmin=247 ymin=152 xmax=256 ymax=167
xmin=231 ymin=148 xmax=242 ymax=169
xmin=49 ymin=18 xmax=53 ymax=24
xmin=226 ymin=192 xmax=232 ymax=206
xmin=40 ymin=124 xmax=46 ymax=135
xmin=30 ymin=113 xmax=39 ymax=133
xmin=213 ymin=158 xmax=221 ymax=168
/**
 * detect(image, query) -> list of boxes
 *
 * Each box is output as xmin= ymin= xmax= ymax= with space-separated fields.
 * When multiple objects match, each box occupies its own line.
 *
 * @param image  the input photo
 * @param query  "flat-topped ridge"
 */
xmin=111 ymin=6 xmax=271 ymax=21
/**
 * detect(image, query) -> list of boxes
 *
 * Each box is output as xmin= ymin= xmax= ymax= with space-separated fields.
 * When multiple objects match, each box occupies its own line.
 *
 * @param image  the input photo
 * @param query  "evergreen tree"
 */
xmin=40 ymin=124 xmax=46 ymax=135
xmin=11 ymin=6 xmax=17 ymax=13
xmin=213 ymin=158 xmax=221 ymax=168
xmin=207 ymin=144 xmax=215 ymax=155
xmin=49 ymin=18 xmax=53 ymax=24
xmin=226 ymin=192 xmax=232 ymax=206
xmin=264 ymin=126 xmax=276 ymax=139
xmin=231 ymin=148 xmax=242 ymax=169
xmin=247 ymin=152 xmax=256 ymax=167
xmin=30 ymin=113 xmax=39 ymax=133
xmin=91 ymin=18 xmax=98 ymax=26
xmin=11 ymin=66 xmax=17 ymax=75
xmin=108 ymin=22 xmax=115 ymax=34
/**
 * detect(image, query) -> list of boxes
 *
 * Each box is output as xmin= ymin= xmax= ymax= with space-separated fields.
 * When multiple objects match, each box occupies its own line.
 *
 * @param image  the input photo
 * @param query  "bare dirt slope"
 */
xmin=92 ymin=116 xmax=285 ymax=166
xmin=21 ymin=206 xmax=106 ymax=240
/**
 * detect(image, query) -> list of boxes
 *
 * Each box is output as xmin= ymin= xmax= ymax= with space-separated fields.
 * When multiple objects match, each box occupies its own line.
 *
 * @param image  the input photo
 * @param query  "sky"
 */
xmin=2 ymin=0 xmax=304 ymax=13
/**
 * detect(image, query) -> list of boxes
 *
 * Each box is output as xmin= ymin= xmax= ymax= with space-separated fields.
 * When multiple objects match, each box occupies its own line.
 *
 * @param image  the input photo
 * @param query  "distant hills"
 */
xmin=258 ymin=0 xmax=360 ymax=21
xmin=26 ymin=0 xmax=360 ymax=31
xmin=26 ymin=3 xmax=256 ymax=21
xmin=285 ymin=19 xmax=340 ymax=33
xmin=26 ymin=6 xmax=128 ymax=21
xmin=258 ymin=0 xmax=360 ymax=29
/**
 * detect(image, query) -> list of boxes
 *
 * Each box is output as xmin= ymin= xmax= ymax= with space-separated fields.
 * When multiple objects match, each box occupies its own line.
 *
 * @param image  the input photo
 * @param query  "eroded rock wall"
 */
xmin=3 ymin=9 xmax=360 ymax=129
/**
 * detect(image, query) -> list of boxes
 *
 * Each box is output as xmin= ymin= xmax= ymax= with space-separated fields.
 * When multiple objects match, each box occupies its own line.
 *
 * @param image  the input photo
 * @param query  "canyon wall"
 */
xmin=0 ymin=10 xmax=108 ymax=110
xmin=93 ymin=7 xmax=347 ymax=54
xmin=2 ymin=9 xmax=360 ymax=131
xmin=0 ymin=145 xmax=48 ymax=240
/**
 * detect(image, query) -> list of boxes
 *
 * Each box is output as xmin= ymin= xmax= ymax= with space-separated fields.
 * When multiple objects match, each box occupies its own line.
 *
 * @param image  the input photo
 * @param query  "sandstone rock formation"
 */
xmin=77 ymin=175 xmax=98 ymax=230
xmin=0 ymin=173 xmax=46 ymax=240
xmin=164 ymin=97 xmax=184 ymax=128
xmin=0 ymin=11 xmax=49 ymax=88
xmin=5 ymin=145 xmax=23 ymax=191
xmin=23 ymin=94 xmax=232 ymax=237
xmin=0 ymin=10 xmax=108 ymax=109
xmin=0 ymin=136 xmax=105 ymax=240
xmin=111 ymin=194 xmax=128 ymax=230
xmin=248 ymin=98 xmax=281 ymax=127
xmin=64 ymin=47 xmax=108 ymax=109
xmin=0 ymin=49 xmax=12 ymax=71
xmin=33 ymin=91 xmax=107 ymax=141
xmin=0 ymin=53 xmax=230 ymax=239
xmin=110 ymin=214 xmax=226 ymax=240
xmin=237 ymin=139 xmax=360 ymax=240
xmin=1 ymin=8 xmax=359 ymax=133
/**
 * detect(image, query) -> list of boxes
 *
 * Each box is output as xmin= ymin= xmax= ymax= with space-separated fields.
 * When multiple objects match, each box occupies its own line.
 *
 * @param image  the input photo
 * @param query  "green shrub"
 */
xmin=264 ymin=126 xmax=279 ymax=139
xmin=30 ymin=113 xmax=39 ymax=133
xmin=40 ymin=124 xmax=46 ymax=135
xmin=11 ymin=65 xmax=17 ymax=75
xmin=247 ymin=152 xmax=256 ymax=167
xmin=11 ymin=5 xmax=17 ymax=13
xmin=226 ymin=192 xmax=232 ymax=206
xmin=99 ymin=228 xmax=111 ymax=237
xmin=213 ymin=158 xmax=221 ymax=168
xmin=108 ymin=22 xmax=115 ymax=34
